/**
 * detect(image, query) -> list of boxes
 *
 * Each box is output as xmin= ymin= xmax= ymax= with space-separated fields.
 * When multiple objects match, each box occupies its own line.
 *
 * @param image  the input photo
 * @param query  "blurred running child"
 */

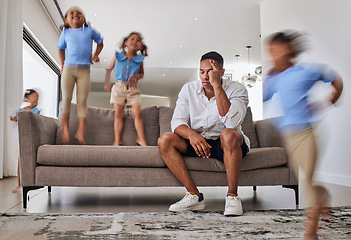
xmin=263 ymin=31 xmax=343 ymax=240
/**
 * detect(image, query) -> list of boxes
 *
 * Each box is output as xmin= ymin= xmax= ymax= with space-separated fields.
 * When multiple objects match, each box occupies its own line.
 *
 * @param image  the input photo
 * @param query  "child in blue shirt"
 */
xmin=263 ymin=31 xmax=343 ymax=240
xmin=57 ymin=6 xmax=104 ymax=144
xmin=104 ymin=32 xmax=148 ymax=146
xmin=9 ymin=89 xmax=40 ymax=193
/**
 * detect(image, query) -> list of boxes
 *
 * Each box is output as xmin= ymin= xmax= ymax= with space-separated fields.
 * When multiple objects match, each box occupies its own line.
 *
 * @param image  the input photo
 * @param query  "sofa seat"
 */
xmin=37 ymin=145 xmax=165 ymax=168
xmin=184 ymin=147 xmax=287 ymax=172
xmin=37 ymin=145 xmax=287 ymax=172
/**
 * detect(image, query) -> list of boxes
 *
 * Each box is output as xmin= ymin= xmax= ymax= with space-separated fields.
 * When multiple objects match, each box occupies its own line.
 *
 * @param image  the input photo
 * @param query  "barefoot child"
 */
xmin=9 ymin=89 xmax=40 ymax=193
xmin=104 ymin=32 xmax=148 ymax=146
xmin=57 ymin=6 xmax=104 ymax=144
xmin=263 ymin=31 xmax=343 ymax=240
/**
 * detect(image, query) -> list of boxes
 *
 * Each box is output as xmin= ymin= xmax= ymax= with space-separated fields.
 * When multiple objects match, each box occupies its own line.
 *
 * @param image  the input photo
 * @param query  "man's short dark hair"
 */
xmin=200 ymin=51 xmax=224 ymax=68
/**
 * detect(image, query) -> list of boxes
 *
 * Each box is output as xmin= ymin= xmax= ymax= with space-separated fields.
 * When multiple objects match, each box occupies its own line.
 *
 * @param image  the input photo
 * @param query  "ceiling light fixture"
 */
xmin=255 ymin=66 xmax=262 ymax=76
xmin=234 ymin=54 xmax=240 ymax=81
xmin=241 ymin=45 xmax=258 ymax=88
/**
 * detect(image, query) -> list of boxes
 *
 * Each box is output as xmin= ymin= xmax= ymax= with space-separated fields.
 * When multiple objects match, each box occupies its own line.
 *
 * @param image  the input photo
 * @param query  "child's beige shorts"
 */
xmin=110 ymin=80 xmax=141 ymax=107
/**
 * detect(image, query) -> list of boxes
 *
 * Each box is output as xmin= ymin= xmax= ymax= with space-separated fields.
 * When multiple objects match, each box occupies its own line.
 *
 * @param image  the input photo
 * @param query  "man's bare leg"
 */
xmin=220 ymin=128 xmax=243 ymax=195
xmin=158 ymin=132 xmax=200 ymax=196
xmin=220 ymin=128 xmax=244 ymax=216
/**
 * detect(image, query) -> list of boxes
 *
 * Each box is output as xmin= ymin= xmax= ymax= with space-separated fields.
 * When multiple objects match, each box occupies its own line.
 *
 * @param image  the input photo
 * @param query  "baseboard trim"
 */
xmin=313 ymin=172 xmax=351 ymax=187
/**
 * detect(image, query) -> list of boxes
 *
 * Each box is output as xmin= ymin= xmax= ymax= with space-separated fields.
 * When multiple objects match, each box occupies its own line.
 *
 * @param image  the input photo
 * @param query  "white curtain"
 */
xmin=0 ymin=0 xmax=23 ymax=178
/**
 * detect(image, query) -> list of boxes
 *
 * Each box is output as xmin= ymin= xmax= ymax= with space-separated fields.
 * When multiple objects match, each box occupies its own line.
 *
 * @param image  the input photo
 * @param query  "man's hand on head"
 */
xmin=208 ymin=60 xmax=222 ymax=88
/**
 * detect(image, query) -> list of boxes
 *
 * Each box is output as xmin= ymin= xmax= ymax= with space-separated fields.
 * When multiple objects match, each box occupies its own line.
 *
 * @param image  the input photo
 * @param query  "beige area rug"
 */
xmin=0 ymin=207 xmax=350 ymax=240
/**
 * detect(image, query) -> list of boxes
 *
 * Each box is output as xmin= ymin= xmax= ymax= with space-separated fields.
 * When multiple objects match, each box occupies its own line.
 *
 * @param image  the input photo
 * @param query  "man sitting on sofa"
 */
xmin=158 ymin=51 xmax=250 ymax=216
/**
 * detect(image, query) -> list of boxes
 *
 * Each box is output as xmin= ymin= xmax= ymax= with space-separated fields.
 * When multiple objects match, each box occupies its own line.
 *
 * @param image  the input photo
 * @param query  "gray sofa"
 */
xmin=18 ymin=104 xmax=298 ymax=209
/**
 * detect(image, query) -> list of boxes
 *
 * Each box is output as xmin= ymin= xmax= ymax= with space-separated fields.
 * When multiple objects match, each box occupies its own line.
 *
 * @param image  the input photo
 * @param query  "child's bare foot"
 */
xmin=112 ymin=140 xmax=123 ymax=146
xmin=75 ymin=132 xmax=86 ymax=144
xmin=316 ymin=186 xmax=332 ymax=220
xmin=304 ymin=207 xmax=319 ymax=240
xmin=136 ymin=138 xmax=147 ymax=146
xmin=11 ymin=186 xmax=21 ymax=193
xmin=61 ymin=130 xmax=70 ymax=144
xmin=303 ymin=233 xmax=318 ymax=240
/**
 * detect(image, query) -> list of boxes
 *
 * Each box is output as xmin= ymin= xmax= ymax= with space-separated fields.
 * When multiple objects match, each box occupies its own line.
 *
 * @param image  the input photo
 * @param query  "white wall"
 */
xmin=261 ymin=0 xmax=351 ymax=186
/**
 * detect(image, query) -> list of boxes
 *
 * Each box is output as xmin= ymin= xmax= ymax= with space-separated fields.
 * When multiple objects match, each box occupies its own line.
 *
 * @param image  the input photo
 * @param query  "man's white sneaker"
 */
xmin=169 ymin=192 xmax=205 ymax=212
xmin=224 ymin=195 xmax=243 ymax=216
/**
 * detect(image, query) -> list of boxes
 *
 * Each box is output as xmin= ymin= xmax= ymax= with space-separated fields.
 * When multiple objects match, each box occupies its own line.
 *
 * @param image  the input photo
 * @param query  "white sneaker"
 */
xmin=169 ymin=192 xmax=206 ymax=212
xmin=224 ymin=195 xmax=243 ymax=216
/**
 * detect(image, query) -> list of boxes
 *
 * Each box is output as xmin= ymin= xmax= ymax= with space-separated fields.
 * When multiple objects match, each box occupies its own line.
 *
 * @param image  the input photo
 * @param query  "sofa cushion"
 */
xmin=125 ymin=106 xmax=160 ymax=146
xmin=254 ymin=118 xmax=283 ymax=148
xmin=158 ymin=106 xmax=259 ymax=148
xmin=241 ymin=107 xmax=259 ymax=148
xmin=159 ymin=106 xmax=174 ymax=135
xmin=56 ymin=104 xmax=160 ymax=146
xmin=38 ymin=145 xmax=286 ymax=172
xmin=37 ymin=145 xmax=166 ymax=167
xmin=184 ymin=147 xmax=287 ymax=172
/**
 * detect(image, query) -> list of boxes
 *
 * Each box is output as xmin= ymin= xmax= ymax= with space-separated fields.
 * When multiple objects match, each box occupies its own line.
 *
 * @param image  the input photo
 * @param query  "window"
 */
xmin=23 ymin=26 xmax=60 ymax=118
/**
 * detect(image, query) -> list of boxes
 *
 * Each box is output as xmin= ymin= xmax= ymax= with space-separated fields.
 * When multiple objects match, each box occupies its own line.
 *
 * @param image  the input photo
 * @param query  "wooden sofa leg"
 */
xmin=48 ymin=186 xmax=51 ymax=193
xmin=283 ymin=185 xmax=299 ymax=206
xmin=22 ymin=186 xmax=45 ymax=209
xmin=253 ymin=186 xmax=257 ymax=192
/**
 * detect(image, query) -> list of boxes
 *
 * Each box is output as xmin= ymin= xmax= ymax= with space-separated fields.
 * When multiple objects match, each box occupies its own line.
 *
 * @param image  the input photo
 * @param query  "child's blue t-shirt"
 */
xmin=114 ymin=51 xmax=145 ymax=82
xmin=57 ymin=25 xmax=103 ymax=66
xmin=263 ymin=63 xmax=336 ymax=133
xmin=16 ymin=107 xmax=40 ymax=116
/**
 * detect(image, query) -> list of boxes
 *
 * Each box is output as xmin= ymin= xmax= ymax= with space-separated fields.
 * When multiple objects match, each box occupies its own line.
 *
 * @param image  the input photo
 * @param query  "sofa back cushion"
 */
xmin=159 ymin=106 xmax=259 ymax=148
xmin=241 ymin=107 xmax=259 ymax=148
xmin=159 ymin=106 xmax=174 ymax=135
xmin=56 ymin=104 xmax=160 ymax=146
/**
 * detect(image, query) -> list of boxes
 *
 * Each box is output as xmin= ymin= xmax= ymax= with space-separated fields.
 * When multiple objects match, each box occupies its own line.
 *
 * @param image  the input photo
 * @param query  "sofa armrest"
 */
xmin=254 ymin=119 xmax=283 ymax=148
xmin=18 ymin=111 xmax=58 ymax=186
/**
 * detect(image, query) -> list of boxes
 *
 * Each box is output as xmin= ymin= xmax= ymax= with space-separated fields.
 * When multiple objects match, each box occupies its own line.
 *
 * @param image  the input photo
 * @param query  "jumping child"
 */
xmin=57 ymin=6 xmax=104 ymax=144
xmin=104 ymin=32 xmax=148 ymax=146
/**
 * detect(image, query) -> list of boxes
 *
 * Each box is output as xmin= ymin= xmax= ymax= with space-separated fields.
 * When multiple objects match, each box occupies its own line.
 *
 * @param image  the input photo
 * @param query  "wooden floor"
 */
xmin=0 ymin=176 xmax=350 ymax=213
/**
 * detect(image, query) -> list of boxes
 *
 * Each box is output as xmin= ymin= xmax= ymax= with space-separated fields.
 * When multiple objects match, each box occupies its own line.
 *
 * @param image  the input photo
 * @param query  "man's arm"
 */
xmin=208 ymin=60 xmax=231 ymax=117
xmin=174 ymin=125 xmax=211 ymax=158
xmin=208 ymin=60 xmax=248 ymax=129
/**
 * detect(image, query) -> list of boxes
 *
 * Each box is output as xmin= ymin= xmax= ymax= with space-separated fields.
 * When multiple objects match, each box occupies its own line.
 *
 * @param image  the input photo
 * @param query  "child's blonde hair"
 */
xmin=120 ymin=32 xmax=148 ymax=56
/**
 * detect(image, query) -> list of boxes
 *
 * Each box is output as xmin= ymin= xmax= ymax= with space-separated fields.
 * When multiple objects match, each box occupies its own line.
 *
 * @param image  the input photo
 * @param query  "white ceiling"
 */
xmin=47 ymin=0 xmax=263 ymax=97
